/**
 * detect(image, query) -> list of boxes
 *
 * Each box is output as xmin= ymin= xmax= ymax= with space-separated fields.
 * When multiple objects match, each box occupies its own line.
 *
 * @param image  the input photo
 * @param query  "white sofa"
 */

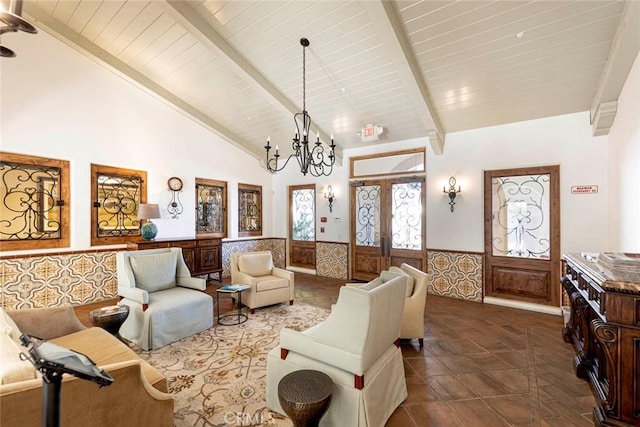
xmin=230 ymin=251 xmax=295 ymax=313
xmin=266 ymin=274 xmax=408 ymax=427
xmin=117 ymin=248 xmax=214 ymax=350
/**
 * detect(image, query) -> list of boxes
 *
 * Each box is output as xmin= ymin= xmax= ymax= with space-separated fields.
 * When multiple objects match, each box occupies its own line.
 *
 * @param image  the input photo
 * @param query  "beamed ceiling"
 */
xmin=15 ymin=0 xmax=640 ymax=162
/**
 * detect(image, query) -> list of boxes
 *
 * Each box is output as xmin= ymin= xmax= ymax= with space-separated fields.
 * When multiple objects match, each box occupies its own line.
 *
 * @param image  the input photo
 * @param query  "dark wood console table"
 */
xmin=562 ymin=252 xmax=640 ymax=426
xmin=127 ymin=237 xmax=222 ymax=282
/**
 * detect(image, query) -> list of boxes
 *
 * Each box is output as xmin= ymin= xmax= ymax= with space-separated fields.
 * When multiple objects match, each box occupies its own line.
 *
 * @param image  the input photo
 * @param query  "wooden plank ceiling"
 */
xmin=18 ymin=0 xmax=638 ymax=159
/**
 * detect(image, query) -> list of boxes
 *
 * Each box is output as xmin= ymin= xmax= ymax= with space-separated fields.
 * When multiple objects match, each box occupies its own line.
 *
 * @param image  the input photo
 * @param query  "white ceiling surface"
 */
xmin=20 ymin=0 xmax=639 ymax=160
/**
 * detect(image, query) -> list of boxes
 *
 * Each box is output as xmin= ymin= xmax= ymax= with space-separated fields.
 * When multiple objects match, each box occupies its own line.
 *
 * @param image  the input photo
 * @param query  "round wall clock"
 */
xmin=168 ymin=177 xmax=183 ymax=191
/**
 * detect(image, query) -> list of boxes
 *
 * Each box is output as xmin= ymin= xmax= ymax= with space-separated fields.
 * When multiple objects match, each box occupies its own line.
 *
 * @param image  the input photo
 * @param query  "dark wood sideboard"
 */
xmin=562 ymin=252 xmax=640 ymax=426
xmin=127 ymin=237 xmax=222 ymax=282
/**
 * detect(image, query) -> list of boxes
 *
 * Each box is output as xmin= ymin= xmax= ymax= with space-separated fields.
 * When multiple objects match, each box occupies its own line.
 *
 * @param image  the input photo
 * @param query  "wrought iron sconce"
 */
xmin=443 ymin=177 xmax=461 ymax=212
xmin=324 ymin=185 xmax=335 ymax=212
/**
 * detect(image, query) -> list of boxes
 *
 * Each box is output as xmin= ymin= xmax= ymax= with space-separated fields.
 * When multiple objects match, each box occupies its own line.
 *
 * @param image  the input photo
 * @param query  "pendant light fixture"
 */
xmin=264 ymin=38 xmax=336 ymax=177
xmin=0 ymin=0 xmax=38 ymax=58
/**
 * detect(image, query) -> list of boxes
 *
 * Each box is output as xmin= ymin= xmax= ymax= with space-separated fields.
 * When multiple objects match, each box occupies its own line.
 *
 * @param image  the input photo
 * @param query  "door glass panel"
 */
xmin=491 ymin=174 xmax=550 ymax=259
xmin=354 ymin=185 xmax=381 ymax=247
xmin=391 ymin=182 xmax=422 ymax=250
xmin=292 ymin=188 xmax=315 ymax=241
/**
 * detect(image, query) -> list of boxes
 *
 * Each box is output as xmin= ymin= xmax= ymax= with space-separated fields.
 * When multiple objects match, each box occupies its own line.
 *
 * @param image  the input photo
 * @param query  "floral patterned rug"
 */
xmin=135 ymin=303 xmax=329 ymax=427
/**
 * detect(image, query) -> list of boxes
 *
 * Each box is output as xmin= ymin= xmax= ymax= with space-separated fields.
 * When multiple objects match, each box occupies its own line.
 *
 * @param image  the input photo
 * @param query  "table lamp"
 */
xmin=137 ymin=203 xmax=160 ymax=240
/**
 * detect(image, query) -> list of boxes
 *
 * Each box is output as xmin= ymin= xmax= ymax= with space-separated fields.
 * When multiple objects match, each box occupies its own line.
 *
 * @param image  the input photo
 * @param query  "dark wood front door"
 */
xmin=484 ymin=165 xmax=561 ymax=306
xmin=351 ymin=177 xmax=426 ymax=281
xmin=289 ymin=184 xmax=316 ymax=269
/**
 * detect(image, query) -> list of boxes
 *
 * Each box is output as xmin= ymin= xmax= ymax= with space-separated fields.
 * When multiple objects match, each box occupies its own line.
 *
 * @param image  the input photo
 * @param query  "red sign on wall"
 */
xmin=571 ymin=185 xmax=598 ymax=194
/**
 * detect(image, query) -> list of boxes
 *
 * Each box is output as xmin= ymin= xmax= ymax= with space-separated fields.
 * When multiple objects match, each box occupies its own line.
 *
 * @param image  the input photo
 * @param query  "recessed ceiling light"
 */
xmin=515 ymin=31 xmax=525 ymax=39
xmin=247 ymin=117 xmax=251 ymax=120
xmin=340 ymin=87 xmax=346 ymax=93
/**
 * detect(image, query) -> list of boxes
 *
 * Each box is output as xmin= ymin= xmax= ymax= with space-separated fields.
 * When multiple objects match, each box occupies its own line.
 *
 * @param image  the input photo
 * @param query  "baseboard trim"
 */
xmin=287 ymin=266 xmax=316 ymax=275
xmin=483 ymin=297 xmax=562 ymax=316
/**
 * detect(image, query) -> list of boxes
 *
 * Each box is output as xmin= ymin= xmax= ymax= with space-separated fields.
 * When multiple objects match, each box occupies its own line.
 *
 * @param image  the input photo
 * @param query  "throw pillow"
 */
xmin=388 ymin=266 xmax=415 ymax=297
xmin=129 ymin=251 xmax=178 ymax=293
xmin=0 ymin=332 xmax=37 ymax=384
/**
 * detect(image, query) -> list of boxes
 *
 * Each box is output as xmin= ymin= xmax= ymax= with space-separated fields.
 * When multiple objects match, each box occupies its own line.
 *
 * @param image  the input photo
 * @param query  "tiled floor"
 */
xmin=76 ymin=272 xmax=596 ymax=426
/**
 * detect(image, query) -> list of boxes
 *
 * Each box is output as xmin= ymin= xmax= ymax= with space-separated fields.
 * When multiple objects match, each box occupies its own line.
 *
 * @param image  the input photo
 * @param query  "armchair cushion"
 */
xmin=129 ymin=252 xmax=177 ymax=293
xmin=238 ymin=252 xmax=273 ymax=276
xmin=255 ymin=276 xmax=290 ymax=292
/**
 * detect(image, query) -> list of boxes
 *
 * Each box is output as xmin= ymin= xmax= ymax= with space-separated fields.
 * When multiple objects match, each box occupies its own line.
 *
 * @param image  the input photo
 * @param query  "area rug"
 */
xmin=134 ymin=303 xmax=329 ymax=427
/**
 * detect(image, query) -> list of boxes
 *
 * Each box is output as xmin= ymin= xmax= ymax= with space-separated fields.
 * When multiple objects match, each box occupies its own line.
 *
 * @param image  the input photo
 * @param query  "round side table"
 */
xmin=89 ymin=305 xmax=130 ymax=343
xmin=278 ymin=369 xmax=333 ymax=427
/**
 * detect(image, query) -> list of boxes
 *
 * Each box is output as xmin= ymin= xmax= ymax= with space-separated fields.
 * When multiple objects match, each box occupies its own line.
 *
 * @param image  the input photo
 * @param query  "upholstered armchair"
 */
xmin=117 ymin=248 xmax=213 ymax=350
xmin=348 ymin=263 xmax=428 ymax=347
xmin=266 ymin=274 xmax=408 ymax=427
xmin=230 ymin=251 xmax=294 ymax=313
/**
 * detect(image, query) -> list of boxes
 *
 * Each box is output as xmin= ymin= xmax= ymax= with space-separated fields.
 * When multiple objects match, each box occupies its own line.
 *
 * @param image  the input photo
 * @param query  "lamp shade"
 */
xmin=137 ymin=203 xmax=160 ymax=220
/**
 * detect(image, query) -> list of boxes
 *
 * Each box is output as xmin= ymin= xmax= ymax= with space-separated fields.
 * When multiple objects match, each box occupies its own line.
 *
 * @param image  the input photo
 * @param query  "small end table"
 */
xmin=278 ymin=369 xmax=333 ymax=427
xmin=89 ymin=305 xmax=130 ymax=343
xmin=216 ymin=284 xmax=249 ymax=326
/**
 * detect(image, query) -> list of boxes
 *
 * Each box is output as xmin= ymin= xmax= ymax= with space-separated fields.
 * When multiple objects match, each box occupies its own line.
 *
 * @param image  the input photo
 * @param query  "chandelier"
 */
xmin=264 ymin=38 xmax=336 ymax=177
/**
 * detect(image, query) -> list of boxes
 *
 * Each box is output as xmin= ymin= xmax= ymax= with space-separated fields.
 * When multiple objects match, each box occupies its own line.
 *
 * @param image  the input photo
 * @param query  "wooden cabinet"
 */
xmin=127 ymin=237 xmax=222 ymax=282
xmin=562 ymin=253 xmax=640 ymax=427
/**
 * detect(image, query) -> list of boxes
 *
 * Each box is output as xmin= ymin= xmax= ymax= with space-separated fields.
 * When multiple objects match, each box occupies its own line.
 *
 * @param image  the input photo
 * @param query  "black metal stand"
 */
xmin=41 ymin=370 xmax=63 ymax=427
xmin=19 ymin=334 xmax=113 ymax=427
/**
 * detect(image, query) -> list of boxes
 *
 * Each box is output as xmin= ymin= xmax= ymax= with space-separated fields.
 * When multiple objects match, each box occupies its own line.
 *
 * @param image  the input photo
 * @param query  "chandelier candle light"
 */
xmin=264 ymin=38 xmax=336 ymax=177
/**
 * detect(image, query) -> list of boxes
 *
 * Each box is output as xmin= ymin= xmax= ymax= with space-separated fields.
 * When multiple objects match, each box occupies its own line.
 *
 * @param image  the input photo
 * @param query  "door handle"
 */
xmin=380 ymin=236 xmax=386 ymax=257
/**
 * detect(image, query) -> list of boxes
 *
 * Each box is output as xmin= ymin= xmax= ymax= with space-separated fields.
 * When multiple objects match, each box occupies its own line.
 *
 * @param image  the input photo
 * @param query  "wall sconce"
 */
xmin=443 ymin=177 xmax=461 ymax=212
xmin=324 ymin=185 xmax=335 ymax=212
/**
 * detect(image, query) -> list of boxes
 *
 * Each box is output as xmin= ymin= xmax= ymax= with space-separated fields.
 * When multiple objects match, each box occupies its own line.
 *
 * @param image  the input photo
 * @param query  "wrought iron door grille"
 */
xmin=355 ymin=185 xmax=381 ymax=247
xmin=197 ymin=184 xmax=224 ymax=234
xmin=239 ymin=189 xmax=261 ymax=233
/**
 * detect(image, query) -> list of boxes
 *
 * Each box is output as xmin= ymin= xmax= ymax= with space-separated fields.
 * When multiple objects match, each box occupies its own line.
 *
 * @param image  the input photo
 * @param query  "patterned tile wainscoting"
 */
xmin=316 ymin=241 xmax=349 ymax=280
xmin=0 ymin=238 xmax=287 ymax=310
xmin=427 ymin=249 xmax=483 ymax=302
xmin=0 ymin=251 xmax=119 ymax=310
xmin=221 ymin=238 xmax=286 ymax=278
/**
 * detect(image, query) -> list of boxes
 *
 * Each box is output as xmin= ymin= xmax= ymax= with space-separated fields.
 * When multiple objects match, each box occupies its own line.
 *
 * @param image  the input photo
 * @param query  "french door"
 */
xmin=484 ymin=166 xmax=561 ymax=306
xmin=350 ymin=177 xmax=426 ymax=281
xmin=289 ymin=184 xmax=316 ymax=269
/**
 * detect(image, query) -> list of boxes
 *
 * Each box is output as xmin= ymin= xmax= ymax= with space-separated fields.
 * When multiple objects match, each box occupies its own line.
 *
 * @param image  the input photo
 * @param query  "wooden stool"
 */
xmin=278 ymin=369 xmax=333 ymax=427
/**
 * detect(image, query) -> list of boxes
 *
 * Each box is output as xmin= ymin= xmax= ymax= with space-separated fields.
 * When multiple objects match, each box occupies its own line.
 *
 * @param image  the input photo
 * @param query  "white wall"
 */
xmin=1 ymin=30 xmax=272 ymax=256
xmin=273 ymin=113 xmax=610 ymax=255
xmin=607 ymin=52 xmax=640 ymax=252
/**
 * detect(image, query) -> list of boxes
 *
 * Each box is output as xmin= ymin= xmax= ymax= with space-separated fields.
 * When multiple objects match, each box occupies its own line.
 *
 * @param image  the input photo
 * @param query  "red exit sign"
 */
xmin=363 ymin=126 xmax=376 ymax=138
xmin=571 ymin=185 xmax=598 ymax=194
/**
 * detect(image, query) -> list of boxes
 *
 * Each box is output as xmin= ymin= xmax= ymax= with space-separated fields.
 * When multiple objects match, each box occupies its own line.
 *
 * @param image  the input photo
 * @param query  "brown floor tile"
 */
xmin=386 ymin=406 xmax=417 ymax=427
xmin=403 ymin=376 xmax=440 ymax=405
xmin=484 ymin=394 xmax=534 ymax=425
xmin=435 ymin=354 xmax=484 ymax=374
xmin=427 ymin=374 xmax=477 ymax=400
xmin=447 ymin=398 xmax=512 ymax=426
xmin=405 ymin=356 xmax=452 ymax=377
xmin=406 ymin=401 xmax=465 ymax=426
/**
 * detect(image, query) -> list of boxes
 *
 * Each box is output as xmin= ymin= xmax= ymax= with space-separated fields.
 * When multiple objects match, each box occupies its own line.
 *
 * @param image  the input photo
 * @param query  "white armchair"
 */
xmin=266 ymin=274 xmax=408 ymax=427
xmin=230 ymin=251 xmax=294 ymax=313
xmin=395 ymin=263 xmax=428 ymax=346
xmin=349 ymin=263 xmax=428 ymax=347
xmin=117 ymin=248 xmax=213 ymax=350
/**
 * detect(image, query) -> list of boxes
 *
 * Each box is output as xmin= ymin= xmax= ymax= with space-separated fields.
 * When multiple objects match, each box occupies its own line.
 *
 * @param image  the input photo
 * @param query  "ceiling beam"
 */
xmin=22 ymin=2 xmax=264 ymax=161
xmin=361 ymin=0 xmax=445 ymax=155
xmin=590 ymin=1 xmax=640 ymax=136
xmin=161 ymin=0 xmax=343 ymax=163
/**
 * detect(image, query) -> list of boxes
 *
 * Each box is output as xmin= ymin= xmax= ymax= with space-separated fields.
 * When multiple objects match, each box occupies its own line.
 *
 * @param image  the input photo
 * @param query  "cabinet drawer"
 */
xmin=197 ymin=247 xmax=221 ymax=270
xmin=171 ymin=240 xmax=196 ymax=248
xmin=197 ymin=238 xmax=221 ymax=247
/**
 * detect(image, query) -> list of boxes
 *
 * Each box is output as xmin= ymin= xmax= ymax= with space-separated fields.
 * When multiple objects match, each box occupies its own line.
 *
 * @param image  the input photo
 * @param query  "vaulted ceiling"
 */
xmin=13 ymin=0 xmax=640 ymax=161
